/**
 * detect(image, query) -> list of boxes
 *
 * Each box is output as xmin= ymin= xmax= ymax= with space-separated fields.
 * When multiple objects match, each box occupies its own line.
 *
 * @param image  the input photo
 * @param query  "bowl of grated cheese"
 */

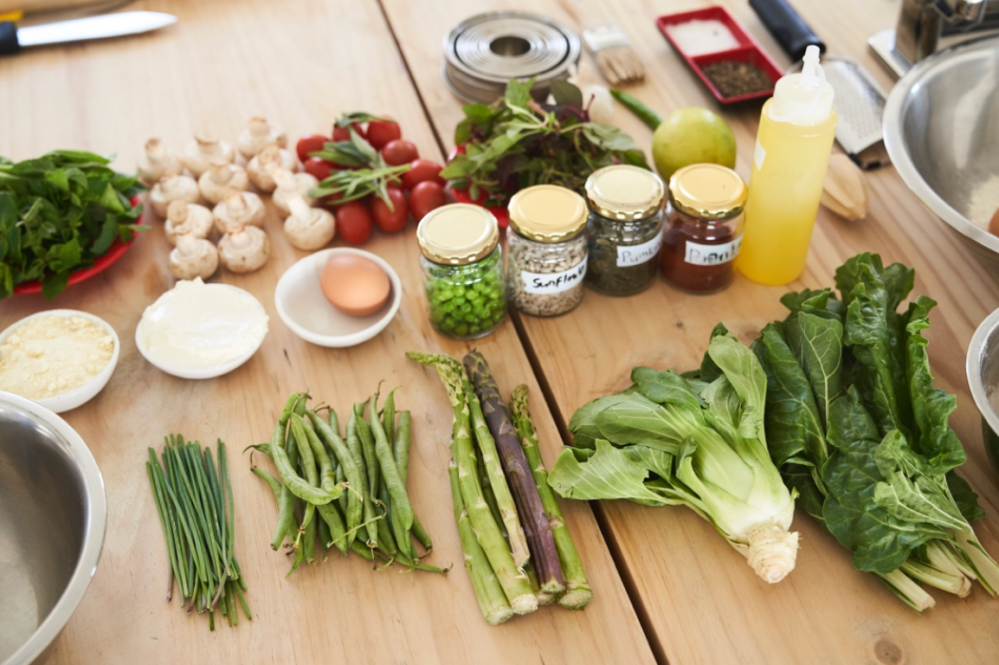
xmin=0 ymin=310 xmax=120 ymax=414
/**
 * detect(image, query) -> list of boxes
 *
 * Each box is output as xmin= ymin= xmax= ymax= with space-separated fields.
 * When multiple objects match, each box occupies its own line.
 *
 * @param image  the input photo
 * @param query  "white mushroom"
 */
xmin=164 ymin=200 xmax=215 ymax=246
xmin=237 ymin=116 xmax=287 ymax=159
xmin=138 ymin=137 xmax=182 ymax=185
xmin=247 ymin=144 xmax=298 ymax=192
xmin=183 ymin=135 xmax=234 ymax=177
xmin=213 ymin=192 xmax=265 ymax=234
xmin=149 ymin=174 xmax=200 ymax=217
xmin=283 ymin=196 xmax=335 ymax=250
xmin=272 ymin=168 xmax=319 ymax=218
xmin=198 ymin=160 xmax=249 ymax=204
xmin=218 ymin=226 xmax=270 ymax=273
xmin=169 ymin=232 xmax=219 ymax=280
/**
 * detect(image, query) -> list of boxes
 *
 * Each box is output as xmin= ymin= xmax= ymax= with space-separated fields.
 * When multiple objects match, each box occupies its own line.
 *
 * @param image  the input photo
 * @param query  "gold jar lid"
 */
xmin=668 ymin=164 xmax=747 ymax=220
xmin=508 ymin=185 xmax=588 ymax=243
xmin=584 ymin=164 xmax=665 ymax=221
xmin=417 ymin=203 xmax=499 ymax=265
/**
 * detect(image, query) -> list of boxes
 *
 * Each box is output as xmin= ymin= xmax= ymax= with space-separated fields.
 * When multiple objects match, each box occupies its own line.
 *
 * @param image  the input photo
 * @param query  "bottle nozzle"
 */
xmin=800 ymin=45 xmax=824 ymax=84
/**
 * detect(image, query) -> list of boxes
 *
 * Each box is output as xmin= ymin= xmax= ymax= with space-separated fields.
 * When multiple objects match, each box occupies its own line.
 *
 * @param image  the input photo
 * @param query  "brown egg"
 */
xmin=320 ymin=255 xmax=391 ymax=317
xmin=989 ymin=205 xmax=999 ymax=237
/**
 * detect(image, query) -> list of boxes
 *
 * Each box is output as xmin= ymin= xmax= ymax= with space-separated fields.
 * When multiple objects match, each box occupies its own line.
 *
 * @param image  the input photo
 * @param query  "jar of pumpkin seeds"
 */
xmin=583 ymin=165 xmax=666 ymax=296
xmin=506 ymin=185 xmax=588 ymax=317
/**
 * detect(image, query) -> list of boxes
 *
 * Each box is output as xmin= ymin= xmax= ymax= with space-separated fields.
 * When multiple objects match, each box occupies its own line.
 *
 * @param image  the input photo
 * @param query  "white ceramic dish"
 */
xmin=275 ymin=248 xmax=402 ymax=348
xmin=0 ymin=309 xmax=120 ymax=414
xmin=135 ymin=283 xmax=268 ymax=380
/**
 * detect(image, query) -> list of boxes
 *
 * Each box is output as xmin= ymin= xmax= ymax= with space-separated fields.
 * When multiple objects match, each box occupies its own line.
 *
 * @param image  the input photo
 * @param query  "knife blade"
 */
xmin=0 ymin=11 xmax=176 ymax=55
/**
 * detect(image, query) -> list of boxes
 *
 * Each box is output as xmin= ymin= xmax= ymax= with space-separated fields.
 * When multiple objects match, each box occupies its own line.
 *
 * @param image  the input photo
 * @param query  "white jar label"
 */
xmin=616 ymin=235 xmax=662 ymax=268
xmin=685 ymin=236 xmax=742 ymax=266
xmin=520 ymin=258 xmax=588 ymax=295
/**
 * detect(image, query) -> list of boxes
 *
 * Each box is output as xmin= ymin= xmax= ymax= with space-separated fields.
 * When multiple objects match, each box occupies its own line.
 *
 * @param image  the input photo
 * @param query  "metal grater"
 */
xmin=822 ymin=57 xmax=890 ymax=168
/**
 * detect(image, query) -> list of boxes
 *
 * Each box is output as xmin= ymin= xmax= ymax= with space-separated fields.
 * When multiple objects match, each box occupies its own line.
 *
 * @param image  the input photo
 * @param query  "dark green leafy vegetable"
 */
xmin=442 ymin=78 xmax=649 ymax=207
xmin=0 ymin=150 xmax=146 ymax=299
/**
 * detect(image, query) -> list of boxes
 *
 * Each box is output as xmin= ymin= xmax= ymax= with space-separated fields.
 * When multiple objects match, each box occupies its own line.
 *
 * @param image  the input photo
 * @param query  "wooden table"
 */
xmin=2 ymin=0 xmax=998 ymax=663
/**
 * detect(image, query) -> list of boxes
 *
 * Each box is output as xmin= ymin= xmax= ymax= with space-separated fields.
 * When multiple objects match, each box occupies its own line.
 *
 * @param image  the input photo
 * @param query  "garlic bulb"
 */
xmin=272 ymin=168 xmax=319 ymax=218
xmin=213 ymin=192 xmax=265 ymax=234
xmin=199 ymin=160 xmax=249 ymax=205
xmin=820 ymin=154 xmax=868 ymax=221
xmin=169 ymin=233 xmax=219 ymax=280
xmin=581 ymin=84 xmax=615 ymax=126
xmin=284 ymin=196 xmax=335 ymax=250
xmin=183 ymin=135 xmax=234 ymax=177
xmin=165 ymin=201 xmax=214 ymax=246
xmin=138 ymin=137 xmax=182 ymax=185
xmin=150 ymin=174 xmax=200 ymax=217
xmin=237 ymin=116 xmax=287 ymax=159
xmin=247 ymin=145 xmax=298 ymax=192
xmin=219 ymin=226 xmax=270 ymax=273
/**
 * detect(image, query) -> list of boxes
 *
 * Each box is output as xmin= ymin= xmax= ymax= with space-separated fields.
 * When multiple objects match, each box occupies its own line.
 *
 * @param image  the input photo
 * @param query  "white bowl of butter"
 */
xmin=0 ymin=309 xmax=120 ymax=413
xmin=136 ymin=278 xmax=269 ymax=380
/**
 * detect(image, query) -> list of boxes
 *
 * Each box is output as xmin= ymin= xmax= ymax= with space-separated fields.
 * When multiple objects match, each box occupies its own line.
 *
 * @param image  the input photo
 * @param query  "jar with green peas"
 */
xmin=416 ymin=203 xmax=507 ymax=340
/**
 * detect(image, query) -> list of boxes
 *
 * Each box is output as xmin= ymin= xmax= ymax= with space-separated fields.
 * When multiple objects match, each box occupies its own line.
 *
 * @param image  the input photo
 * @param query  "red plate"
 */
xmin=13 ymin=196 xmax=143 ymax=296
xmin=656 ymin=7 xmax=783 ymax=104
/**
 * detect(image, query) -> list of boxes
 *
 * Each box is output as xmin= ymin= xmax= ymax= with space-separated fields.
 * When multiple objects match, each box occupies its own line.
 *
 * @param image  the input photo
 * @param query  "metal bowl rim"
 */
xmin=0 ymin=390 xmax=107 ymax=665
xmin=883 ymin=34 xmax=999 ymax=256
xmin=966 ymin=308 xmax=999 ymax=440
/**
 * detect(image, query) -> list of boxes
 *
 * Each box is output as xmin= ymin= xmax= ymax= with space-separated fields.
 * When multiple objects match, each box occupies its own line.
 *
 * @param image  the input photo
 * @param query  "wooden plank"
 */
xmin=0 ymin=1 xmax=654 ymax=662
xmin=381 ymin=0 xmax=999 ymax=662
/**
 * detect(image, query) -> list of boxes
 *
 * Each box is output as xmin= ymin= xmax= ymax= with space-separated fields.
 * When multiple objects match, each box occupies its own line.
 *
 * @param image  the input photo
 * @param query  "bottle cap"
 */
xmin=668 ymin=164 xmax=747 ymax=220
xmin=585 ymin=164 xmax=665 ymax=221
xmin=417 ymin=203 xmax=499 ymax=265
xmin=508 ymin=185 xmax=588 ymax=243
xmin=768 ymin=45 xmax=834 ymax=126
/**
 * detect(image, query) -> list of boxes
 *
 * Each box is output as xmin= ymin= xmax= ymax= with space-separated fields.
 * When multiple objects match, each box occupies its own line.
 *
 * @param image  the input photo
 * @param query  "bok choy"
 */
xmin=549 ymin=331 xmax=799 ymax=583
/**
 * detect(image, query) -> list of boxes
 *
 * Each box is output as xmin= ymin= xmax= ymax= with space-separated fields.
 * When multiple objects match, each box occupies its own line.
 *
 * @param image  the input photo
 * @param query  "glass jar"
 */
xmin=583 ymin=165 xmax=666 ymax=296
xmin=417 ymin=204 xmax=507 ymax=340
xmin=660 ymin=163 xmax=747 ymax=294
xmin=506 ymin=185 xmax=588 ymax=317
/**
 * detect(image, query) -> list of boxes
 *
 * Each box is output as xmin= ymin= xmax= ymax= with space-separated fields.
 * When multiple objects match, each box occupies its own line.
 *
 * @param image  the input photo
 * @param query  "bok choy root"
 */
xmin=549 ymin=331 xmax=799 ymax=584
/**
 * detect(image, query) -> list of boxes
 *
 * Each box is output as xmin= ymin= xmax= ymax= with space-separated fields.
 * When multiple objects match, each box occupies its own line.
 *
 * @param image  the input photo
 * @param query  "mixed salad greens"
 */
xmin=442 ymin=78 xmax=648 ymax=207
xmin=0 ymin=150 xmax=145 ymax=300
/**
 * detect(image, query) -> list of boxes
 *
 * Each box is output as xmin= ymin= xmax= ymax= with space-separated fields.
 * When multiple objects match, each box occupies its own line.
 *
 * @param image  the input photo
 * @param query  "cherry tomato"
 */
xmin=409 ymin=181 xmax=447 ymax=222
xmin=366 ymin=118 xmax=401 ymax=150
xmin=332 ymin=122 xmax=366 ymax=142
xmin=334 ymin=201 xmax=374 ymax=245
xmin=381 ymin=140 xmax=419 ymax=166
xmin=371 ymin=188 xmax=409 ymax=233
xmin=296 ymin=134 xmax=329 ymax=163
xmin=402 ymin=160 xmax=445 ymax=190
xmin=304 ymin=157 xmax=336 ymax=181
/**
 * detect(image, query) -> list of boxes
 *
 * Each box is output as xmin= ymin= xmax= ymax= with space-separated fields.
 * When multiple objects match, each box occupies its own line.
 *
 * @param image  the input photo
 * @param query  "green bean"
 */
xmin=317 ymin=502 xmax=348 ymax=554
xmin=350 ymin=540 xmax=375 ymax=561
xmin=295 ymin=414 xmax=338 ymax=495
xmin=270 ymin=424 xmax=298 ymax=550
xmin=306 ymin=409 xmax=363 ymax=549
xmin=347 ymin=409 xmax=379 ymax=548
xmin=272 ymin=419 xmax=340 ymax=506
xmin=252 ymin=467 xmax=282 ymax=501
xmin=335 ymin=464 xmax=348 ymax=515
xmin=391 ymin=411 xmax=432 ymax=552
xmin=610 ymin=89 xmax=662 ymax=129
xmin=354 ymin=401 xmax=380 ymax=500
xmin=369 ymin=394 xmax=414 ymax=551
xmin=317 ymin=513 xmax=332 ymax=560
xmin=382 ymin=387 xmax=398 ymax=449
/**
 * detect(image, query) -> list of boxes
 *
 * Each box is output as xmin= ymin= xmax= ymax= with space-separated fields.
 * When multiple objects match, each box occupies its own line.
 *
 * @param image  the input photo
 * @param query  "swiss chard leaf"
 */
xmin=947 ymin=471 xmax=985 ymax=523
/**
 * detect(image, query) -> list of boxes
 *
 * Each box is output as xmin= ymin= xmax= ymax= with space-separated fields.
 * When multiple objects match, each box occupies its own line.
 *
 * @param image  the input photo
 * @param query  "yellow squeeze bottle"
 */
xmin=737 ymin=45 xmax=837 ymax=285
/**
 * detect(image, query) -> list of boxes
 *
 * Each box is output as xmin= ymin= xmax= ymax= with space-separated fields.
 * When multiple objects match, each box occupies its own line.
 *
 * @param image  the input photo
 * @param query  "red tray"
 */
xmin=13 ymin=196 xmax=143 ymax=296
xmin=656 ymin=7 xmax=783 ymax=104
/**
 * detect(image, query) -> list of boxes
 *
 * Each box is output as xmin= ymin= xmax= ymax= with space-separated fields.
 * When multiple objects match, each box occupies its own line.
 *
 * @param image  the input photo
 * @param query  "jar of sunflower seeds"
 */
xmin=506 ymin=185 xmax=588 ymax=317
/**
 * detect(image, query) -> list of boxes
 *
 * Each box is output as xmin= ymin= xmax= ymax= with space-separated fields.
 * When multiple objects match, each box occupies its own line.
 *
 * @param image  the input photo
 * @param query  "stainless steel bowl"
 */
xmin=884 ymin=35 xmax=999 ymax=259
xmin=0 ymin=392 xmax=106 ymax=665
xmin=967 ymin=309 xmax=999 ymax=474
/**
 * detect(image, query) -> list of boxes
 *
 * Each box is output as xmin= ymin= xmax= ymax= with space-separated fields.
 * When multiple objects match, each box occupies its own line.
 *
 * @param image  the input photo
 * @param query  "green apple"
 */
xmin=652 ymin=108 xmax=737 ymax=183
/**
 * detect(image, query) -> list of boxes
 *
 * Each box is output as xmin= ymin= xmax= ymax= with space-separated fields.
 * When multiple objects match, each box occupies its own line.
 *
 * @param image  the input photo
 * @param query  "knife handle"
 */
xmin=0 ymin=21 xmax=19 ymax=55
xmin=748 ymin=0 xmax=824 ymax=62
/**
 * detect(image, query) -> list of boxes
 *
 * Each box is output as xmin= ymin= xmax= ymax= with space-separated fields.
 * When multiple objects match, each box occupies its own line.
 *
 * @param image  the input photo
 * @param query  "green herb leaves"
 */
xmin=443 ymin=78 xmax=649 ymax=207
xmin=0 ymin=150 xmax=145 ymax=299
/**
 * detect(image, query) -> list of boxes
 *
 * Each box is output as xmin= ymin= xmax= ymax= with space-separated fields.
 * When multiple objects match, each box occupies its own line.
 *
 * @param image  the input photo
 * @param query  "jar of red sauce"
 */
xmin=660 ymin=164 xmax=747 ymax=294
